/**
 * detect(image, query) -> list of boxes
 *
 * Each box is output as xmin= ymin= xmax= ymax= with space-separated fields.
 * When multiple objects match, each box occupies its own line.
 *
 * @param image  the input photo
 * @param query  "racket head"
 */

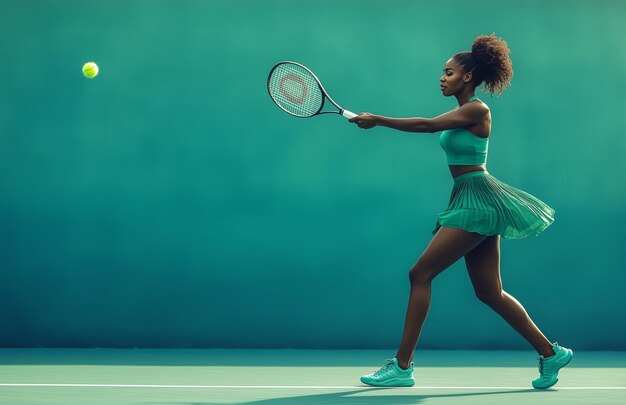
xmin=267 ymin=61 xmax=325 ymax=118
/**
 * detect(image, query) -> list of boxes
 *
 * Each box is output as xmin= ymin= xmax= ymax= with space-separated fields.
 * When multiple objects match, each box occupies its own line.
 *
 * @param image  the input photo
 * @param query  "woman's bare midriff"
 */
xmin=449 ymin=164 xmax=487 ymax=179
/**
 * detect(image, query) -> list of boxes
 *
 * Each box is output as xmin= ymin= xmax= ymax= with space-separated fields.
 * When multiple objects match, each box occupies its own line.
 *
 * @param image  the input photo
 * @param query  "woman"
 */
xmin=349 ymin=34 xmax=572 ymax=389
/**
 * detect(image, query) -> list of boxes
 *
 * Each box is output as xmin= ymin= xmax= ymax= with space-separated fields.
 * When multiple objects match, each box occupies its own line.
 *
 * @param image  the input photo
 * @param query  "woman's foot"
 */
xmin=532 ymin=342 xmax=573 ymax=389
xmin=360 ymin=358 xmax=415 ymax=387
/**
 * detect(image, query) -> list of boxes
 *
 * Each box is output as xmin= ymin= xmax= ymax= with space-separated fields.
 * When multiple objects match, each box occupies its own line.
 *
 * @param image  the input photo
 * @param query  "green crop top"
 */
xmin=439 ymin=95 xmax=489 ymax=165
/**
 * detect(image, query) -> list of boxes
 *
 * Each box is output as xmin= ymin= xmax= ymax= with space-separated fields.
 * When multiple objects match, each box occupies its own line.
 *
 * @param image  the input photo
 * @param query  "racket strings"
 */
xmin=268 ymin=63 xmax=323 ymax=117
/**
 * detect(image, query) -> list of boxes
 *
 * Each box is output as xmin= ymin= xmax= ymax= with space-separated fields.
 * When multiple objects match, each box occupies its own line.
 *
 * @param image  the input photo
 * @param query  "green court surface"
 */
xmin=1 ymin=349 xmax=625 ymax=404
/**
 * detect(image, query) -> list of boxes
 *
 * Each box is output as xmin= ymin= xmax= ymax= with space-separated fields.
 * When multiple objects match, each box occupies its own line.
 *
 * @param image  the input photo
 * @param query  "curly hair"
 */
xmin=452 ymin=33 xmax=513 ymax=96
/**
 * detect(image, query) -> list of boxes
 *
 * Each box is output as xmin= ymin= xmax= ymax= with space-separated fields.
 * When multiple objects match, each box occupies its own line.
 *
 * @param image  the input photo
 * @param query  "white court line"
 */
xmin=1 ymin=384 xmax=625 ymax=390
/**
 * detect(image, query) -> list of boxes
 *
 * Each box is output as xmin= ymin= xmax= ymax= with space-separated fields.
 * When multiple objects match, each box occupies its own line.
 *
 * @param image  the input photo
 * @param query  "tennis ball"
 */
xmin=82 ymin=62 xmax=99 ymax=79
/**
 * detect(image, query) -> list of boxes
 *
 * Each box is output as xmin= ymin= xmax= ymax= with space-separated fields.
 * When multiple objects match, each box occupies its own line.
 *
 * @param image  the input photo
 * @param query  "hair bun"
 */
xmin=470 ymin=33 xmax=513 ymax=96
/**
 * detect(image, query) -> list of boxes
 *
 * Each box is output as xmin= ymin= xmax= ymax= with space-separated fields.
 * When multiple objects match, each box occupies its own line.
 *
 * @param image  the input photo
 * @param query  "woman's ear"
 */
xmin=463 ymin=72 xmax=473 ymax=83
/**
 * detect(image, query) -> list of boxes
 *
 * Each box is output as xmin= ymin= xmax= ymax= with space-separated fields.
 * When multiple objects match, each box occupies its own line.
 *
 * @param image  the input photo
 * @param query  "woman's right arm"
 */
xmin=349 ymin=102 xmax=487 ymax=133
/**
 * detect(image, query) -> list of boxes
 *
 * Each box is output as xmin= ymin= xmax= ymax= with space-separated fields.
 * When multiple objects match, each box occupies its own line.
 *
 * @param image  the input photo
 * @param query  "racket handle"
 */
xmin=341 ymin=109 xmax=357 ymax=120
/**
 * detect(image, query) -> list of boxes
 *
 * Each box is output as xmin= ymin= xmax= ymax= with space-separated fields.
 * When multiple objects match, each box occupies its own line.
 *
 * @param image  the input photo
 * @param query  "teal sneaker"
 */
xmin=360 ymin=358 xmax=415 ymax=387
xmin=532 ymin=342 xmax=573 ymax=389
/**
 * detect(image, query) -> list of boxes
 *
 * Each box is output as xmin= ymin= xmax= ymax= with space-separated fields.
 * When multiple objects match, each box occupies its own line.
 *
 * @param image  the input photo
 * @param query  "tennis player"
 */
xmin=349 ymin=34 xmax=573 ymax=389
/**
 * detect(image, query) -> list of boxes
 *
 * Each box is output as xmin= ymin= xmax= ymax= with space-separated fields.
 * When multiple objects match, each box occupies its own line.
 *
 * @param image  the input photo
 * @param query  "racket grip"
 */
xmin=342 ymin=109 xmax=357 ymax=120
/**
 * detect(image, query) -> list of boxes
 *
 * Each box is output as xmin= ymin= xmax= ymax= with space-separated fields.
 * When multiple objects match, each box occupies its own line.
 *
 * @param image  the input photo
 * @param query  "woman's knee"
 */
xmin=475 ymin=288 xmax=504 ymax=305
xmin=408 ymin=261 xmax=438 ymax=285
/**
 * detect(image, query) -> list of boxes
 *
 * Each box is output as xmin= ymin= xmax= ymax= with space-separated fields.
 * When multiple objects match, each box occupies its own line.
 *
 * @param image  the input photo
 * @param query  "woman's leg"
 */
xmin=394 ymin=226 xmax=487 ymax=369
xmin=464 ymin=235 xmax=555 ymax=357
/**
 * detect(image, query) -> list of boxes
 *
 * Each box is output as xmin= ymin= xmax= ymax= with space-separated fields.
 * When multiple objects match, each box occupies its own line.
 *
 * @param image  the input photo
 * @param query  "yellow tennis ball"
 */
xmin=82 ymin=62 xmax=99 ymax=78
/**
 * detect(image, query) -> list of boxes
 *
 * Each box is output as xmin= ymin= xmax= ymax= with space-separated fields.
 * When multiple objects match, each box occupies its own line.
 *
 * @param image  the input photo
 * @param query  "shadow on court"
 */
xmin=142 ymin=387 xmax=542 ymax=405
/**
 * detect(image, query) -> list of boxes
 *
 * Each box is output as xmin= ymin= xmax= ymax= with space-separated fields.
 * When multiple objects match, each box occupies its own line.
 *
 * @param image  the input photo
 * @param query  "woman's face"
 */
xmin=440 ymin=58 xmax=469 ymax=97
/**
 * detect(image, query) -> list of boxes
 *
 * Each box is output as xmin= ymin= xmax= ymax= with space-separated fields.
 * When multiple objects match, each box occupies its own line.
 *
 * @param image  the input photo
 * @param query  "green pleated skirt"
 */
xmin=432 ymin=170 xmax=555 ymax=239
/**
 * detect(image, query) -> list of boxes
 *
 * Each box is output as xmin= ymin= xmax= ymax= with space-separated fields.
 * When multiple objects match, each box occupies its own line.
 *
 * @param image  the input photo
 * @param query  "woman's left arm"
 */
xmin=349 ymin=102 xmax=486 ymax=133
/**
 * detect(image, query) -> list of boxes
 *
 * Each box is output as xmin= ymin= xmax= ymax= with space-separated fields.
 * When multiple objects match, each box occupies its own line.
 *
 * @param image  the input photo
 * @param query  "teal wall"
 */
xmin=1 ymin=0 xmax=625 ymax=349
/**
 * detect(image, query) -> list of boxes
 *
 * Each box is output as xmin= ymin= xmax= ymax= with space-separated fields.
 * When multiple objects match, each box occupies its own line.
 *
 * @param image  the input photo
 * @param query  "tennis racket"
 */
xmin=267 ymin=61 xmax=357 ymax=120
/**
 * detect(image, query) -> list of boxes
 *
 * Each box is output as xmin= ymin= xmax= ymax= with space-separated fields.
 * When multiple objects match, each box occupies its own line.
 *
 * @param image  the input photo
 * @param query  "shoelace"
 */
xmin=538 ymin=356 xmax=558 ymax=375
xmin=538 ymin=343 xmax=560 ymax=375
xmin=372 ymin=359 xmax=395 ymax=377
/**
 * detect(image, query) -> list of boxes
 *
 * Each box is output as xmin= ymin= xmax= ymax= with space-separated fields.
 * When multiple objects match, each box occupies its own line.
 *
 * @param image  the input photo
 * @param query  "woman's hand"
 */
xmin=348 ymin=113 xmax=378 ymax=129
